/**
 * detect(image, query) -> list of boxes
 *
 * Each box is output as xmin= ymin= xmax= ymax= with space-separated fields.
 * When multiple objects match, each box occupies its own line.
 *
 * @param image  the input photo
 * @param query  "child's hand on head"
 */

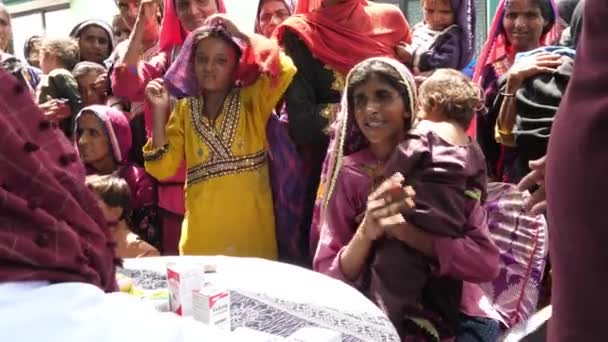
xmin=205 ymin=14 xmax=241 ymax=38
xmin=93 ymin=72 xmax=108 ymax=95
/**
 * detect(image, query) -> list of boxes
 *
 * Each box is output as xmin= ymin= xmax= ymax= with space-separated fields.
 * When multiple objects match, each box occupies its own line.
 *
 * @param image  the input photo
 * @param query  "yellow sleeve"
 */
xmin=242 ymin=52 xmax=297 ymax=124
xmin=494 ymin=119 xmax=516 ymax=147
xmin=143 ymin=99 xmax=186 ymax=180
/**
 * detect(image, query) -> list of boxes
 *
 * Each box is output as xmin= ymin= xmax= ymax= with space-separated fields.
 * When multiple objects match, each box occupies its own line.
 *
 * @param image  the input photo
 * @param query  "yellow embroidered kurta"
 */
xmin=144 ymin=54 xmax=296 ymax=258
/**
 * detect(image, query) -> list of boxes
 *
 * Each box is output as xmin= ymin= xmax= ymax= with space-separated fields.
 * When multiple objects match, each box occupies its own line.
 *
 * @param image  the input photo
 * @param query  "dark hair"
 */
xmin=506 ymin=0 xmax=556 ymax=35
xmin=86 ymin=174 xmax=131 ymax=220
xmin=347 ymin=59 xmax=413 ymax=130
xmin=41 ymin=38 xmax=80 ymax=71
xmin=418 ymin=69 xmax=482 ymax=129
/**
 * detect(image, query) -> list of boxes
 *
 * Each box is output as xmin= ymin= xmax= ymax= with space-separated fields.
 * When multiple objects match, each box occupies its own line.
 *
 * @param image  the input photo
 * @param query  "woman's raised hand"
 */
xmin=507 ymin=52 xmax=564 ymax=89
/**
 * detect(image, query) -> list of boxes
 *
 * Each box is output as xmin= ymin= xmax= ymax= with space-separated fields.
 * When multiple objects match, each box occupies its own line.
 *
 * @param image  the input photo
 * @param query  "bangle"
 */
xmin=500 ymin=91 xmax=516 ymax=98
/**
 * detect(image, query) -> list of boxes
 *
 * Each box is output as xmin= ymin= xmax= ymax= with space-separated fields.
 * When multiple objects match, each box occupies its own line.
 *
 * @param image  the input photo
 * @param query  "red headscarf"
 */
xmin=0 ymin=70 xmax=117 ymax=292
xmin=274 ymin=0 xmax=411 ymax=75
xmin=159 ymin=0 xmax=227 ymax=51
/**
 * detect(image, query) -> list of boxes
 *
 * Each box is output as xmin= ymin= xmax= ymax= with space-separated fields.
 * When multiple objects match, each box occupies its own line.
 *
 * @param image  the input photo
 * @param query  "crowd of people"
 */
xmin=0 ymin=0 xmax=597 ymax=341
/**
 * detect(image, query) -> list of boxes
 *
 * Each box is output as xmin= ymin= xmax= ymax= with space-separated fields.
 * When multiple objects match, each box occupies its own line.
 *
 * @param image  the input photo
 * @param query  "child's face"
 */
xmin=423 ymin=0 xmax=455 ymax=31
xmin=39 ymin=50 xmax=56 ymax=75
xmin=194 ymin=37 xmax=238 ymax=93
xmin=76 ymin=71 xmax=106 ymax=106
xmin=352 ymin=75 xmax=407 ymax=150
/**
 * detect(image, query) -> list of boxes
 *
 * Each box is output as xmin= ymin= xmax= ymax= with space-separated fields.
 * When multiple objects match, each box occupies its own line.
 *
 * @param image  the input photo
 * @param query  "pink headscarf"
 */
xmin=74 ymin=105 xmax=132 ymax=167
xmin=0 ymin=70 xmax=117 ymax=292
xmin=473 ymin=0 xmax=560 ymax=84
xmin=159 ymin=0 xmax=227 ymax=51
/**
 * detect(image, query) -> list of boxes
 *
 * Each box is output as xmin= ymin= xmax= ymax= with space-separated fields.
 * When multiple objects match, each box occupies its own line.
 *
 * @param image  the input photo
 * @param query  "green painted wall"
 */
xmin=488 ymin=0 xmax=499 ymax=28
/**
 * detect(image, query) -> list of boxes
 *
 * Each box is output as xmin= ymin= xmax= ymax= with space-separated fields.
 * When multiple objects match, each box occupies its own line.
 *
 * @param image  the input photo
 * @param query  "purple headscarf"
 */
xmin=0 ymin=69 xmax=117 ymax=292
xmin=451 ymin=0 xmax=476 ymax=70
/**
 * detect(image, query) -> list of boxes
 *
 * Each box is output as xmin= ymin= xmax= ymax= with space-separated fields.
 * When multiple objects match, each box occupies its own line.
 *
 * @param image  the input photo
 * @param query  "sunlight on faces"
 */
xmin=175 ymin=0 xmax=219 ymax=32
xmin=352 ymin=75 xmax=408 ymax=148
xmin=258 ymin=0 xmax=290 ymax=38
xmin=194 ymin=35 xmax=239 ymax=93
xmin=76 ymin=71 xmax=106 ymax=106
xmin=423 ymin=0 xmax=455 ymax=31
xmin=76 ymin=113 xmax=112 ymax=166
xmin=79 ymin=26 xmax=112 ymax=64
xmin=503 ymin=0 xmax=548 ymax=52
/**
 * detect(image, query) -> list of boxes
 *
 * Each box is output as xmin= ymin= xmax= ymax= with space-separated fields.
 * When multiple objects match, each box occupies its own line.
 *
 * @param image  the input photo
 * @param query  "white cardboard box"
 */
xmin=166 ymin=263 xmax=205 ymax=316
xmin=192 ymin=286 xmax=231 ymax=331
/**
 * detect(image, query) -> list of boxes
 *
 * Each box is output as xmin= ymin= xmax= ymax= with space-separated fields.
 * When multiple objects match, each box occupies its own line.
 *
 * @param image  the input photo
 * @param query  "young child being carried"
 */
xmin=86 ymin=174 xmax=160 ymax=258
xmin=396 ymin=0 xmax=476 ymax=76
xmin=37 ymin=37 xmax=83 ymax=137
xmin=372 ymin=68 xmax=486 ymax=335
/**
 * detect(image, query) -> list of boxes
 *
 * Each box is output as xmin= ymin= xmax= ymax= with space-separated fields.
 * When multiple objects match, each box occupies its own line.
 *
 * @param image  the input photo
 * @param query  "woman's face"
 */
xmin=258 ymin=0 xmax=290 ymax=38
xmin=26 ymin=38 xmax=42 ymax=67
xmin=116 ymin=0 xmax=140 ymax=29
xmin=502 ymin=0 xmax=548 ymax=52
xmin=175 ymin=0 xmax=219 ymax=32
xmin=76 ymin=112 xmax=112 ymax=168
xmin=352 ymin=75 xmax=408 ymax=149
xmin=194 ymin=36 xmax=238 ymax=93
xmin=79 ymin=26 xmax=112 ymax=64
xmin=77 ymin=71 xmax=106 ymax=106
xmin=423 ymin=0 xmax=455 ymax=31
xmin=0 ymin=8 xmax=11 ymax=52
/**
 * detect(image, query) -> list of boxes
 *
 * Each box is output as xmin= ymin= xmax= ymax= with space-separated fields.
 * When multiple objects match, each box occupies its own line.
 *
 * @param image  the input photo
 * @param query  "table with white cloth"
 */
xmin=121 ymin=256 xmax=399 ymax=342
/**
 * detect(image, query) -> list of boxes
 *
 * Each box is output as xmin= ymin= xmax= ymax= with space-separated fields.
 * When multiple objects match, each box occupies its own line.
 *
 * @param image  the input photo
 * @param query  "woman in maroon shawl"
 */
xmin=74 ymin=105 xmax=161 ymax=251
xmin=545 ymin=0 xmax=608 ymax=339
xmin=273 ymin=0 xmax=412 ymax=260
xmin=111 ymin=0 xmax=227 ymax=255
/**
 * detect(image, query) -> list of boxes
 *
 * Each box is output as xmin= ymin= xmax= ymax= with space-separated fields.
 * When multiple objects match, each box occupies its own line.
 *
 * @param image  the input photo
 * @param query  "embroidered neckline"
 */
xmin=189 ymin=91 xmax=241 ymax=160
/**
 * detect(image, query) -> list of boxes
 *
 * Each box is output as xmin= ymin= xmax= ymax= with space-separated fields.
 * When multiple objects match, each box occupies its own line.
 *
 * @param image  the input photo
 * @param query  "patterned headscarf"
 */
xmin=319 ymin=57 xmax=418 ymax=219
xmin=164 ymin=23 xmax=282 ymax=98
xmin=159 ymin=0 xmax=227 ymax=52
xmin=0 ymin=69 xmax=117 ymax=292
xmin=451 ymin=0 xmax=476 ymax=70
xmin=74 ymin=105 xmax=132 ymax=167
xmin=255 ymin=0 xmax=296 ymax=35
xmin=473 ymin=0 xmax=559 ymax=84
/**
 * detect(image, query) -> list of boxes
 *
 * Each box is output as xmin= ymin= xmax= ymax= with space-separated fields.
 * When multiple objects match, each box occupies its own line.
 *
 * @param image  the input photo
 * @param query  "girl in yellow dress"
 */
xmin=143 ymin=15 xmax=296 ymax=258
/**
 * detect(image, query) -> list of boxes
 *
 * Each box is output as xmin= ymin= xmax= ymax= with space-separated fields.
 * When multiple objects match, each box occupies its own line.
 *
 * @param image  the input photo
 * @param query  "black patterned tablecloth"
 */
xmin=119 ymin=268 xmax=399 ymax=342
